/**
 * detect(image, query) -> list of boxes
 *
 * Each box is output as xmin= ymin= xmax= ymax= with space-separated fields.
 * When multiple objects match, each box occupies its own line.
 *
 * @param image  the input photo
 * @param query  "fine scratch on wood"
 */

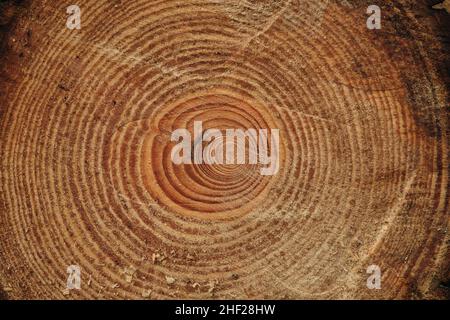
xmin=241 ymin=0 xmax=293 ymax=49
xmin=363 ymin=170 xmax=418 ymax=260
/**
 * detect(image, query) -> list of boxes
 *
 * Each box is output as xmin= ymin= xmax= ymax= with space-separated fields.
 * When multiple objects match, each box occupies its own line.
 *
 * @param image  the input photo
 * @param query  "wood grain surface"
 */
xmin=0 ymin=0 xmax=448 ymax=299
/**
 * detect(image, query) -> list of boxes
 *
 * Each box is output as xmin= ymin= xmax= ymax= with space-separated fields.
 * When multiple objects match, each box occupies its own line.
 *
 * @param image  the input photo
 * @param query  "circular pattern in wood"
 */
xmin=0 ymin=0 xmax=448 ymax=299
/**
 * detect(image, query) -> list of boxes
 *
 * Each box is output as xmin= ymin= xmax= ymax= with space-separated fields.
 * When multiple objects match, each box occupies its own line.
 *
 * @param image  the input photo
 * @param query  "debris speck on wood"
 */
xmin=141 ymin=289 xmax=152 ymax=298
xmin=123 ymin=266 xmax=136 ymax=283
xmin=192 ymin=282 xmax=200 ymax=289
xmin=186 ymin=253 xmax=195 ymax=261
xmin=165 ymin=276 xmax=176 ymax=285
xmin=208 ymin=280 xmax=219 ymax=294
xmin=152 ymin=252 xmax=166 ymax=264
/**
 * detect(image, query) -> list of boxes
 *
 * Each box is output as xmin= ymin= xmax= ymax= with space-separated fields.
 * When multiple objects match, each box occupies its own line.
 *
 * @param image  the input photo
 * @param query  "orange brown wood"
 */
xmin=0 ymin=0 xmax=448 ymax=299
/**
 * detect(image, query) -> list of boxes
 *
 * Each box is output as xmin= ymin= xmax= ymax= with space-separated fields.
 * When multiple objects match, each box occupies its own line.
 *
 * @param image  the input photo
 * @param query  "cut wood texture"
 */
xmin=0 ymin=0 xmax=448 ymax=299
